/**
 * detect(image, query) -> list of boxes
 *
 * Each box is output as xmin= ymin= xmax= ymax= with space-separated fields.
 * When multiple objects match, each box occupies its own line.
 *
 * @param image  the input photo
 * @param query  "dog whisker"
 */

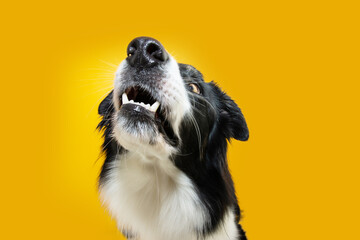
xmin=85 ymin=67 xmax=117 ymax=72
xmin=172 ymin=152 xmax=193 ymax=157
xmin=187 ymin=113 xmax=202 ymax=156
xmin=82 ymin=86 xmax=113 ymax=96
xmin=77 ymin=80 xmax=114 ymax=87
xmin=98 ymin=59 xmax=120 ymax=69
xmin=86 ymin=89 xmax=113 ymax=119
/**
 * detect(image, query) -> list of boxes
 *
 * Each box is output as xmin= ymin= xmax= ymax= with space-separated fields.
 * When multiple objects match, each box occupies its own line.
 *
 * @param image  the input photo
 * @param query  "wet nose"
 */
xmin=126 ymin=37 xmax=169 ymax=68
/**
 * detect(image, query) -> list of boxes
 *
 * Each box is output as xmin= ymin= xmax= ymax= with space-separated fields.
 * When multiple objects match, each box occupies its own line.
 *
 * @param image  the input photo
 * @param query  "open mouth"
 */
xmin=119 ymin=87 xmax=177 ymax=145
xmin=121 ymin=87 xmax=160 ymax=113
xmin=120 ymin=87 xmax=161 ymax=115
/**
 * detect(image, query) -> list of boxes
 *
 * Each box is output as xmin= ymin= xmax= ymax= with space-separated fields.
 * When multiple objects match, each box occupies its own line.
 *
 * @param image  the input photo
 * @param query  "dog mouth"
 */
xmin=121 ymin=87 xmax=160 ymax=113
xmin=118 ymin=87 xmax=177 ymax=145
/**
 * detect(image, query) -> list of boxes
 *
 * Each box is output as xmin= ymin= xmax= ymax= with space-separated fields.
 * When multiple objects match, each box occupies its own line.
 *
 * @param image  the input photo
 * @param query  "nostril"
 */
xmin=152 ymin=50 xmax=165 ymax=62
xmin=126 ymin=37 xmax=168 ymax=67
xmin=146 ymin=42 xmax=166 ymax=62
xmin=146 ymin=43 xmax=160 ymax=55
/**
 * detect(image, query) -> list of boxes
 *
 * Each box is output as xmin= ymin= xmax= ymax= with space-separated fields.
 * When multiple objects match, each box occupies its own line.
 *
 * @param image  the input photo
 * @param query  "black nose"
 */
xmin=126 ymin=37 xmax=169 ymax=68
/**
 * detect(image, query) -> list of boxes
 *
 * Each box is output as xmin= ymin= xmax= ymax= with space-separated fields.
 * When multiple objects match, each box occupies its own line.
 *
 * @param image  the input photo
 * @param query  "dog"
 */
xmin=97 ymin=37 xmax=249 ymax=240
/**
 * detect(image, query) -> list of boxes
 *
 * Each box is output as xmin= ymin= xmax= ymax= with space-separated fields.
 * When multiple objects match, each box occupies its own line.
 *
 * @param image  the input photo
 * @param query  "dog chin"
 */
xmin=113 ymin=112 xmax=174 ymax=159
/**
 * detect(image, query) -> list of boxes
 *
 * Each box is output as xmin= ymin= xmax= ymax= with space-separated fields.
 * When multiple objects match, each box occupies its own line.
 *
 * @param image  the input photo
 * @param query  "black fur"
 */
xmin=98 ymin=59 xmax=248 ymax=240
xmin=174 ymin=64 xmax=248 ymax=239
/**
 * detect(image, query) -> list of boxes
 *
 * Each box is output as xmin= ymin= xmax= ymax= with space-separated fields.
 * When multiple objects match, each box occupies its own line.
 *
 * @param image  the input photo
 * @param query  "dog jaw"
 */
xmin=112 ymin=55 xmax=191 ymax=158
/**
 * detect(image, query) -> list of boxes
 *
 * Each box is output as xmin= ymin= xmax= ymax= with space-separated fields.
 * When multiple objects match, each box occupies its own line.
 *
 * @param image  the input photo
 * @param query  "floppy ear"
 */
xmin=98 ymin=90 xmax=114 ymax=116
xmin=212 ymin=83 xmax=249 ymax=141
xmin=221 ymin=94 xmax=249 ymax=141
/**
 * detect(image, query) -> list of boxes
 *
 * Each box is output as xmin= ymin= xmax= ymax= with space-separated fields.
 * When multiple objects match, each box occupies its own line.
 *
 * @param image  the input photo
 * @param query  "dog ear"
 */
xmin=211 ymin=83 xmax=249 ymax=141
xmin=98 ymin=90 xmax=114 ymax=116
xmin=221 ymin=95 xmax=249 ymax=141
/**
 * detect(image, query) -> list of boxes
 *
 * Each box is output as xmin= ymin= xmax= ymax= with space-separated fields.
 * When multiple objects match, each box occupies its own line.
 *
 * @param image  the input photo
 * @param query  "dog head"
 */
xmin=98 ymin=37 xmax=249 ymax=164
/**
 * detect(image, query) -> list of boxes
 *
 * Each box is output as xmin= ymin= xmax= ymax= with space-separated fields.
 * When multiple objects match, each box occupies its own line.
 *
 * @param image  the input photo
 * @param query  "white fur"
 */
xmin=100 ymin=152 xmax=207 ymax=240
xmin=100 ymin=152 xmax=240 ymax=240
xmin=112 ymin=115 xmax=176 ymax=159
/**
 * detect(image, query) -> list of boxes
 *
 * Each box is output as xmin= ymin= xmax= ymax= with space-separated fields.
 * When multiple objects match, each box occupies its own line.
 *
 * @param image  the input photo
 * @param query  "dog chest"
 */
xmin=99 ymin=152 xmax=208 ymax=240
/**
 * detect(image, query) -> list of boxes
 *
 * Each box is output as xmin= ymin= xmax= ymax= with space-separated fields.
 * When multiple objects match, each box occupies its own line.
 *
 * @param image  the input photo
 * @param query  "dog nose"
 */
xmin=126 ymin=37 xmax=169 ymax=68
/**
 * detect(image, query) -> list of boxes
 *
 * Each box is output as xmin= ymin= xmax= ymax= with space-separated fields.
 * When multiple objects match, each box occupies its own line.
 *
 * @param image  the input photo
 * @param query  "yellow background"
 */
xmin=1 ymin=0 xmax=359 ymax=239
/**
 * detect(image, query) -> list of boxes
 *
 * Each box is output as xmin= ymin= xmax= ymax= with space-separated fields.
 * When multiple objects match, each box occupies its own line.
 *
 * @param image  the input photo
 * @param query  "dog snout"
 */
xmin=126 ymin=37 xmax=169 ymax=68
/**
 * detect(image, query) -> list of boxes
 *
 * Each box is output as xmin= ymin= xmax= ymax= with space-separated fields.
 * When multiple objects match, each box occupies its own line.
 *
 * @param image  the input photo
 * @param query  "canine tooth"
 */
xmin=150 ymin=101 xmax=160 ymax=112
xmin=122 ymin=93 xmax=129 ymax=104
xmin=130 ymin=100 xmax=134 ymax=103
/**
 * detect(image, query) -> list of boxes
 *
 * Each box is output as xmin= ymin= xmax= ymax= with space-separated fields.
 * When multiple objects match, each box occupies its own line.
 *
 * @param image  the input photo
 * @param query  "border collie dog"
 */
xmin=98 ymin=37 xmax=249 ymax=240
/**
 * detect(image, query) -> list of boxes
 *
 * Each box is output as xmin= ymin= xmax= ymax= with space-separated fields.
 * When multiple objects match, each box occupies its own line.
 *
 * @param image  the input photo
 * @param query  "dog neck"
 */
xmin=99 ymin=150 xmax=209 ymax=240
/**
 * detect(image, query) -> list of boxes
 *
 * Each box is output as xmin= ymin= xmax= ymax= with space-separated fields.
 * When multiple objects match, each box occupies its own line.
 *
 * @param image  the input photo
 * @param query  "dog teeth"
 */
xmin=150 ymin=101 xmax=160 ymax=112
xmin=121 ymin=93 xmax=160 ymax=113
xmin=122 ymin=93 xmax=129 ymax=104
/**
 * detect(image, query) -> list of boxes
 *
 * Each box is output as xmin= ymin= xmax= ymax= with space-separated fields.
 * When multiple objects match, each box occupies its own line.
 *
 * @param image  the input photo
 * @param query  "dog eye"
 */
xmin=187 ymin=83 xmax=201 ymax=94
